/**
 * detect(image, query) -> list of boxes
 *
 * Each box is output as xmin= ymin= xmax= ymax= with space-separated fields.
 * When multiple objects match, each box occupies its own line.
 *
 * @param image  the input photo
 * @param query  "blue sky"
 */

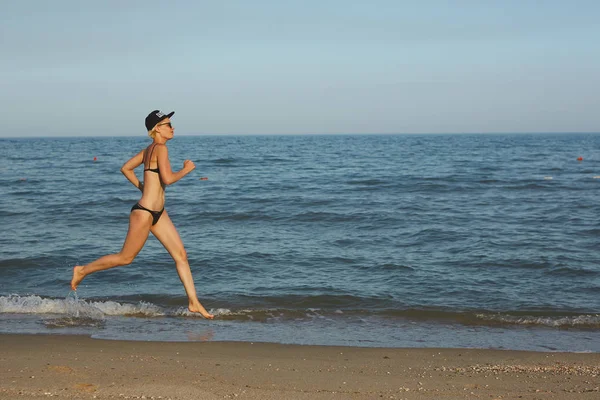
xmin=1 ymin=0 xmax=598 ymax=137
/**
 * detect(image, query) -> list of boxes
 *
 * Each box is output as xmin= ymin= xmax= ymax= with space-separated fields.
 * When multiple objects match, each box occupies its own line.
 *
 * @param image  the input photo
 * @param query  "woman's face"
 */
xmin=156 ymin=118 xmax=174 ymax=139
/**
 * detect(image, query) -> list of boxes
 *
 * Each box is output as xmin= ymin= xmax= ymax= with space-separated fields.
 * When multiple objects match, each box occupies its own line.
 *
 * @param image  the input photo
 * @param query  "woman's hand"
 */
xmin=183 ymin=160 xmax=196 ymax=172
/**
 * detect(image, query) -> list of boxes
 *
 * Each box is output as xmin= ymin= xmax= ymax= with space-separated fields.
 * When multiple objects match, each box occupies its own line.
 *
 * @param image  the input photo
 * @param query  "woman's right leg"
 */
xmin=71 ymin=211 xmax=153 ymax=290
xmin=150 ymin=211 xmax=214 ymax=319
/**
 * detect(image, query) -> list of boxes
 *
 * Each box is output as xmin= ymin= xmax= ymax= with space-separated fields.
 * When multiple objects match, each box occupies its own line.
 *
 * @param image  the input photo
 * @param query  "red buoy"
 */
xmin=577 ymin=156 xmax=583 ymax=161
xmin=93 ymin=157 xmax=97 ymax=161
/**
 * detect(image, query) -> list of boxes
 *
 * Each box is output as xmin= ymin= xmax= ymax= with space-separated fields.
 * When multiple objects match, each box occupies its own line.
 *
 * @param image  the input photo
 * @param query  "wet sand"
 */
xmin=1 ymin=334 xmax=599 ymax=399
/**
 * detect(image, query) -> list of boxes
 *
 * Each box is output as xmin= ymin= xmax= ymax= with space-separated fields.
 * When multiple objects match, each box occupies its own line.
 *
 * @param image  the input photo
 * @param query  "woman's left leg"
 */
xmin=151 ymin=210 xmax=214 ymax=319
xmin=71 ymin=210 xmax=153 ymax=290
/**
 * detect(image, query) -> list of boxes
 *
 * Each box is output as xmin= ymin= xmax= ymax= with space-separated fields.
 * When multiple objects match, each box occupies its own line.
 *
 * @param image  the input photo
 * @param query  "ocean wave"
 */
xmin=506 ymin=183 xmax=553 ymax=190
xmin=0 ymin=258 xmax=43 ymax=270
xmin=44 ymin=316 xmax=106 ymax=328
xmin=579 ymin=228 xmax=600 ymax=236
xmin=291 ymin=211 xmax=363 ymax=223
xmin=380 ymin=263 xmax=415 ymax=271
xmin=0 ymin=209 xmax=35 ymax=217
xmin=6 ymin=189 xmax=40 ymax=196
xmin=547 ymin=266 xmax=599 ymax=277
xmin=178 ymin=308 xmax=600 ymax=328
xmin=346 ymin=178 xmax=390 ymax=186
xmin=213 ymin=158 xmax=237 ymax=164
xmin=208 ymin=211 xmax=277 ymax=221
xmin=0 ymin=294 xmax=105 ymax=319
xmin=260 ymin=157 xmax=295 ymax=163
xmin=1 ymin=295 xmax=599 ymax=329
xmin=0 ymin=294 xmax=230 ymax=320
xmin=478 ymin=179 xmax=501 ymax=184
xmin=474 ymin=313 xmax=600 ymax=328
xmin=0 ymin=295 xmax=159 ymax=318
xmin=75 ymin=196 xmax=135 ymax=207
xmin=378 ymin=309 xmax=600 ymax=329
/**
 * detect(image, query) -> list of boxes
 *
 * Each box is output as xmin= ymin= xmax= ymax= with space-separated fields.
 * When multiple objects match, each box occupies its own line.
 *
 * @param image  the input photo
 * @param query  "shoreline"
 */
xmin=3 ymin=330 xmax=600 ymax=354
xmin=1 ymin=334 xmax=599 ymax=399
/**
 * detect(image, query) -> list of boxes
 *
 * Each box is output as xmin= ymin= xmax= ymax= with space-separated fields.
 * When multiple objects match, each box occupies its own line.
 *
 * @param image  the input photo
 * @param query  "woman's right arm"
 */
xmin=155 ymin=144 xmax=195 ymax=185
xmin=120 ymin=150 xmax=144 ymax=191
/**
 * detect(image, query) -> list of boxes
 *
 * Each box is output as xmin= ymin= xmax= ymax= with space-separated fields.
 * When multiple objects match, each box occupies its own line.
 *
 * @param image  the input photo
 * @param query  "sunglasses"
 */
xmin=158 ymin=122 xmax=173 ymax=128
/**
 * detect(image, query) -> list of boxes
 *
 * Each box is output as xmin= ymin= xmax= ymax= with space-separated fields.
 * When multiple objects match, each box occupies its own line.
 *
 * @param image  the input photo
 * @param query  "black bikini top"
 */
xmin=144 ymin=144 xmax=160 ymax=174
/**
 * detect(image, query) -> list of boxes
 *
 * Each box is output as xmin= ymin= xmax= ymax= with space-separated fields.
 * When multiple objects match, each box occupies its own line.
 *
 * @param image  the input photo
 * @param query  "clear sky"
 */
xmin=1 ymin=0 xmax=599 ymax=137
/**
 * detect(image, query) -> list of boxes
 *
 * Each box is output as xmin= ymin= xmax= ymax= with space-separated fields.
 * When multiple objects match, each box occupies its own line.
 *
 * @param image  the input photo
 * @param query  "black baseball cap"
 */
xmin=145 ymin=110 xmax=174 ymax=131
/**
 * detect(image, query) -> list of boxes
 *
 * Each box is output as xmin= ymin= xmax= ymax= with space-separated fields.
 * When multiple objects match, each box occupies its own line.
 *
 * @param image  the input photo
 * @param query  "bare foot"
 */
xmin=71 ymin=266 xmax=86 ymax=291
xmin=189 ymin=302 xmax=214 ymax=319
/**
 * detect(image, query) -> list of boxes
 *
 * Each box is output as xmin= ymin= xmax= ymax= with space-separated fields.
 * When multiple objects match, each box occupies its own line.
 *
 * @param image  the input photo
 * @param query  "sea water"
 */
xmin=1 ymin=133 xmax=599 ymax=351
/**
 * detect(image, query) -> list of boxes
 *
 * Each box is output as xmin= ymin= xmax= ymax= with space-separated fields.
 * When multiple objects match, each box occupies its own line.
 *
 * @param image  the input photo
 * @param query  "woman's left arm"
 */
xmin=120 ymin=150 xmax=145 ymax=191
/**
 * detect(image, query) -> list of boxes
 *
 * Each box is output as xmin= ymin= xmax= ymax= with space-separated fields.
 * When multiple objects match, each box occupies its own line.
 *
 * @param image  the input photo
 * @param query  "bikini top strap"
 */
xmin=144 ymin=144 xmax=158 ymax=169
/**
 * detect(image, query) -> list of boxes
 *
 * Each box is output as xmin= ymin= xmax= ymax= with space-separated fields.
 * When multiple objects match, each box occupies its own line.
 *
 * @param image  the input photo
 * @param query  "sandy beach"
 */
xmin=0 ymin=335 xmax=599 ymax=399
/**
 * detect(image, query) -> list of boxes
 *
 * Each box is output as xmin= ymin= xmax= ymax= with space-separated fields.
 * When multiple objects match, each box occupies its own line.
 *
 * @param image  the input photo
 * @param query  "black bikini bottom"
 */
xmin=131 ymin=202 xmax=164 ymax=225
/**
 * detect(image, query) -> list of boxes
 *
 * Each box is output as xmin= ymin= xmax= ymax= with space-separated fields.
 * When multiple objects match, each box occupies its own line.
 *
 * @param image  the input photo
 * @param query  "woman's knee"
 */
xmin=173 ymin=248 xmax=188 ymax=263
xmin=117 ymin=252 xmax=136 ymax=265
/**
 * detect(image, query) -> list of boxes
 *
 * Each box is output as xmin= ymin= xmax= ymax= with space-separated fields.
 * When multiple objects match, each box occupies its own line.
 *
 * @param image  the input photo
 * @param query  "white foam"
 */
xmin=174 ymin=307 xmax=232 ymax=317
xmin=90 ymin=300 xmax=164 ymax=317
xmin=0 ymin=295 xmax=163 ymax=318
xmin=475 ymin=313 xmax=600 ymax=327
xmin=0 ymin=294 xmax=102 ymax=319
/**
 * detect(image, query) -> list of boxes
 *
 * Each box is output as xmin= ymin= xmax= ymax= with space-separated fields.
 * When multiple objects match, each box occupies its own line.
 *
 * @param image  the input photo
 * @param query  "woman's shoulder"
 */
xmin=145 ymin=143 xmax=167 ymax=152
xmin=153 ymin=143 xmax=168 ymax=152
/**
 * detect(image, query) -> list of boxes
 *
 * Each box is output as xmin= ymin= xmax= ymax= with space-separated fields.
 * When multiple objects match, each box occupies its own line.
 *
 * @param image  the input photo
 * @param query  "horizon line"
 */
xmin=2 ymin=131 xmax=600 ymax=139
